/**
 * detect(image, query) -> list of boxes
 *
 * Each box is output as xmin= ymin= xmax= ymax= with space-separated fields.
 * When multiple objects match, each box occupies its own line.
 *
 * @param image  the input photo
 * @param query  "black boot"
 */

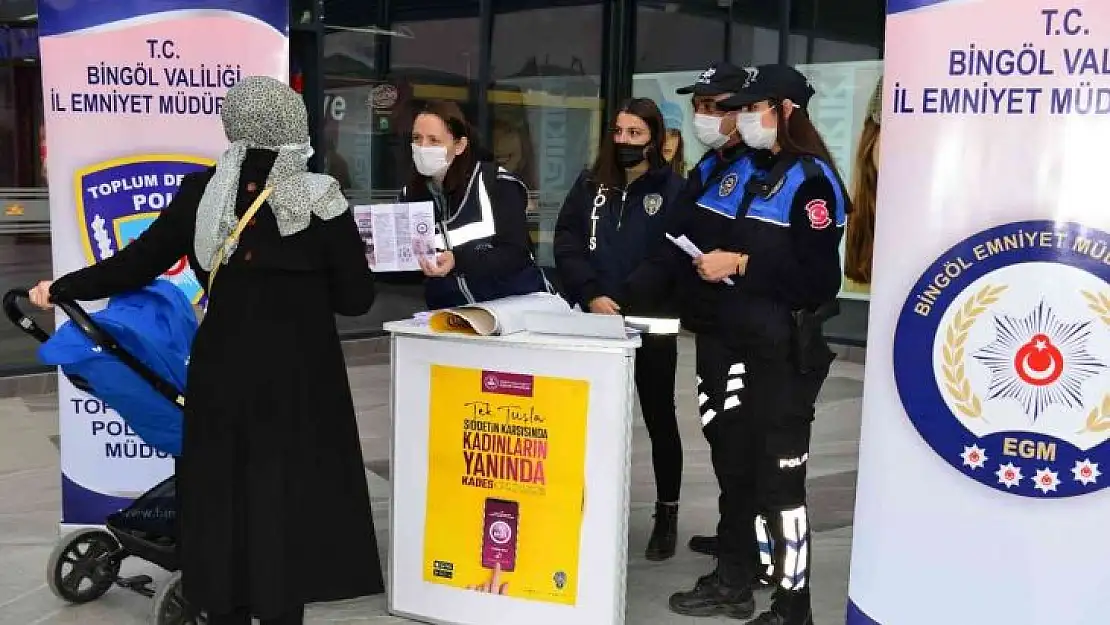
xmin=749 ymin=589 xmax=813 ymax=625
xmin=687 ymin=535 xmax=773 ymax=590
xmin=645 ymin=502 xmax=678 ymax=561
xmin=668 ymin=566 xmax=756 ymax=619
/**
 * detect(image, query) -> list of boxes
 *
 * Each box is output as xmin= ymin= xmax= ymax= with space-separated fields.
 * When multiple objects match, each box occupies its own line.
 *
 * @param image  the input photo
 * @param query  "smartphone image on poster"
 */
xmin=481 ymin=498 xmax=519 ymax=572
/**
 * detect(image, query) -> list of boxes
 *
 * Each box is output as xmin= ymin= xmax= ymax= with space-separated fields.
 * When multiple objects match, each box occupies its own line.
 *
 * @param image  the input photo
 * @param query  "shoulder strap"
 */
xmin=798 ymin=156 xmax=852 ymax=214
xmin=730 ymin=154 xmax=800 ymax=223
xmin=798 ymin=157 xmax=823 ymax=180
xmin=207 ymin=187 xmax=273 ymax=296
xmin=799 ymin=156 xmax=848 ymax=193
xmin=744 ymin=154 xmax=799 ymax=200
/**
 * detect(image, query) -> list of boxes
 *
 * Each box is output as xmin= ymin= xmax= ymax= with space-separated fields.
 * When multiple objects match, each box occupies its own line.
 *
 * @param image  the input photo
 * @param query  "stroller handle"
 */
xmin=3 ymin=289 xmax=117 ymax=348
xmin=2 ymin=288 xmax=186 ymax=408
xmin=3 ymin=289 xmax=50 ymax=343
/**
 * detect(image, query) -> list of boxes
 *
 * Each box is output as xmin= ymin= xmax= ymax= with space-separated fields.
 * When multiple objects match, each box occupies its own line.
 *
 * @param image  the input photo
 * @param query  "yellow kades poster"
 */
xmin=423 ymin=365 xmax=589 ymax=605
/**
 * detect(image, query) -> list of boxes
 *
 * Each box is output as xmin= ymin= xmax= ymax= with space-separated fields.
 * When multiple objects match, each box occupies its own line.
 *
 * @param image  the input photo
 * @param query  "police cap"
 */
xmin=717 ymin=64 xmax=816 ymax=111
xmin=675 ymin=63 xmax=751 ymax=97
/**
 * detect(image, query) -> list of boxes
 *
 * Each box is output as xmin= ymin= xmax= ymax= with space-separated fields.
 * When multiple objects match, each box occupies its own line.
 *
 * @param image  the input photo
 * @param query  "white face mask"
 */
xmin=736 ymin=110 xmax=777 ymax=150
xmin=693 ymin=114 xmax=730 ymax=149
xmin=412 ymin=144 xmax=451 ymax=177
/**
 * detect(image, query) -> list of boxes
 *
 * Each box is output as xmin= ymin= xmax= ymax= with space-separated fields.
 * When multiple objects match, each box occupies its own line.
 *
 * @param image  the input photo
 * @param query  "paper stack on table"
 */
xmin=428 ymin=292 xmax=572 ymax=336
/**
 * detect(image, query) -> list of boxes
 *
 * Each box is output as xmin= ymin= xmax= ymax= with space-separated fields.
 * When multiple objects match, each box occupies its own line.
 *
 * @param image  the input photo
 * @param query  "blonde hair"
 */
xmin=844 ymin=118 xmax=880 ymax=284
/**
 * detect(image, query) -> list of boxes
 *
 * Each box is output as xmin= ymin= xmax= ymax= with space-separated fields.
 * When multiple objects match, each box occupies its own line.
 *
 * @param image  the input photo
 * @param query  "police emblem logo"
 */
xmin=719 ymin=173 xmax=739 ymax=197
xmin=893 ymin=219 xmax=1110 ymax=498
xmin=644 ymin=193 xmax=663 ymax=216
xmin=697 ymin=67 xmax=716 ymax=84
xmin=75 ymin=154 xmax=214 ymax=306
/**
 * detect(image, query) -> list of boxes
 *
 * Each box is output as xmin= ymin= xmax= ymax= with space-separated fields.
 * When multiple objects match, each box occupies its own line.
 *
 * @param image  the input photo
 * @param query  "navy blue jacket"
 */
xmin=553 ymin=165 xmax=685 ymax=318
xmin=402 ymin=160 xmax=549 ymax=310
xmin=651 ymin=145 xmax=750 ymax=333
xmin=628 ymin=149 xmax=847 ymax=358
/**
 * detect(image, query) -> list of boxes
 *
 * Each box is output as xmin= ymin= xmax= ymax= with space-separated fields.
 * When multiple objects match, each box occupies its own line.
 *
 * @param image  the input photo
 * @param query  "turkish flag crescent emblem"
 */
xmin=804 ymin=199 xmax=832 ymax=230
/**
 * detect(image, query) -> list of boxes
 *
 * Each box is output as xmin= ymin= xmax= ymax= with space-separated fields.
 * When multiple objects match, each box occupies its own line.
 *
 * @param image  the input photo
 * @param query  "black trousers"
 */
xmin=635 ymin=333 xmax=682 ymax=503
xmin=206 ymin=605 xmax=305 ymax=625
xmin=695 ymin=333 xmax=829 ymax=592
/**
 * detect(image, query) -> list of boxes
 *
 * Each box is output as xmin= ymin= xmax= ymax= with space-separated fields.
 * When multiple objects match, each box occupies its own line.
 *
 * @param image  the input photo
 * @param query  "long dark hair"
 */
xmin=406 ymin=99 xmax=485 ymax=194
xmin=589 ymin=98 xmax=667 ymax=189
xmin=774 ymin=99 xmax=839 ymax=172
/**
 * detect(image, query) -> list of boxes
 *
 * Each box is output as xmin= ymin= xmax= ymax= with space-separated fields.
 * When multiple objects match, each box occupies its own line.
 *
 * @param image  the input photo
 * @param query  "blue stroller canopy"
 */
xmin=38 ymin=279 xmax=196 ymax=457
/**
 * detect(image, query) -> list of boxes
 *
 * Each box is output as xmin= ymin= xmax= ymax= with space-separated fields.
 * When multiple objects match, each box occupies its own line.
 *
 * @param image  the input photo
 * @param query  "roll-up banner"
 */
xmin=38 ymin=0 xmax=288 ymax=528
xmin=849 ymin=1 xmax=1110 ymax=623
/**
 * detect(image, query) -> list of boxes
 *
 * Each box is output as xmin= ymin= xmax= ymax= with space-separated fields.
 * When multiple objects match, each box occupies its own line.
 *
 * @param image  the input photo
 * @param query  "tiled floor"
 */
xmin=0 ymin=336 xmax=864 ymax=624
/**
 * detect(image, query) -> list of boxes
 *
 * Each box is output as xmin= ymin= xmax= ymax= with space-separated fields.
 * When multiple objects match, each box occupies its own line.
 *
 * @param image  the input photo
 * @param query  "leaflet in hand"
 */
xmin=353 ymin=201 xmax=437 ymax=272
xmin=666 ymin=233 xmax=734 ymax=286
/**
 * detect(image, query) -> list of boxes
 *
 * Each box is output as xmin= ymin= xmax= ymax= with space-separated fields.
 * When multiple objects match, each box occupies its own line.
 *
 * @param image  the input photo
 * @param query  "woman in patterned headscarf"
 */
xmin=29 ymin=76 xmax=383 ymax=625
xmin=844 ymin=75 xmax=883 ymax=292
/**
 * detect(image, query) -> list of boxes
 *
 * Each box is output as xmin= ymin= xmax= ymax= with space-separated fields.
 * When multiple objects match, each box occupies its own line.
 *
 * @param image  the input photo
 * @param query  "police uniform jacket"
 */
xmin=629 ymin=148 xmax=847 ymax=358
xmin=629 ymin=144 xmax=750 ymax=334
xmin=401 ymin=158 xmax=548 ymax=310
xmin=553 ymin=164 xmax=685 ymax=329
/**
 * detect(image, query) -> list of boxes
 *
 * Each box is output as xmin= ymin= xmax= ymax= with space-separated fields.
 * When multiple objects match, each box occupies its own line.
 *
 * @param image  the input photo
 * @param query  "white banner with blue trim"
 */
xmin=848 ymin=0 xmax=1110 ymax=623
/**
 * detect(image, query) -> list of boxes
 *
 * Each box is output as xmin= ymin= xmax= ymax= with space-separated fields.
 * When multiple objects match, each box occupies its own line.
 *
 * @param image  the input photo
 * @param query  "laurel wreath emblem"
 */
xmin=1083 ymin=290 xmax=1110 ymax=327
xmin=1080 ymin=290 xmax=1110 ymax=433
xmin=941 ymin=284 xmax=1007 ymax=419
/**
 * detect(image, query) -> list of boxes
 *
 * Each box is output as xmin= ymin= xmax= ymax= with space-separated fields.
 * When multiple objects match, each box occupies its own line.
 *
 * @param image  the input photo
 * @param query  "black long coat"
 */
xmin=50 ymin=150 xmax=385 ymax=618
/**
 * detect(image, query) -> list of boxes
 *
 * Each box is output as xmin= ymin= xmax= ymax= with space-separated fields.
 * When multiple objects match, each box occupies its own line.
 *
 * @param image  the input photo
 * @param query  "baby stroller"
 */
xmin=3 ymin=280 xmax=203 ymax=624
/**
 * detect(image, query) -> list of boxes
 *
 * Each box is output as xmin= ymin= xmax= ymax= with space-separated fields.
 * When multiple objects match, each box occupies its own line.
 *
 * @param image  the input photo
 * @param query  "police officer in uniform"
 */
xmin=554 ymin=98 xmax=686 ymax=560
xmin=402 ymin=100 xmax=550 ymax=309
xmin=662 ymin=63 xmax=771 ymax=586
xmin=637 ymin=65 xmax=846 ymax=624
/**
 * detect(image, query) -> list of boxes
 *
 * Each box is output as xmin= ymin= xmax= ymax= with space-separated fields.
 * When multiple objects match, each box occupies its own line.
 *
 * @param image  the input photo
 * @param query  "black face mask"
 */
xmin=615 ymin=143 xmax=647 ymax=168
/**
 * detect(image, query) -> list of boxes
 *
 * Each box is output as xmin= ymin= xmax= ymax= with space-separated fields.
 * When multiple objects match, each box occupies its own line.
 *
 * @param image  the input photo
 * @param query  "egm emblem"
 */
xmin=719 ymin=173 xmax=739 ymax=197
xmin=644 ymin=193 xmax=663 ymax=216
xmin=893 ymin=219 xmax=1110 ymax=499
xmin=75 ymin=154 xmax=214 ymax=305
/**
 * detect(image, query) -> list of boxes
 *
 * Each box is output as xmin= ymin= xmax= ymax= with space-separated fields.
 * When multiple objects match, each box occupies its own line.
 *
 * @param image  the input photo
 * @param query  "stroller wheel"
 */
xmin=153 ymin=571 xmax=205 ymax=624
xmin=46 ymin=529 xmax=122 ymax=603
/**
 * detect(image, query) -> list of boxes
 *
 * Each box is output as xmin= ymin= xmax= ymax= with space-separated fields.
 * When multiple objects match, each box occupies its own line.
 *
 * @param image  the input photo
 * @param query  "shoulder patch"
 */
xmin=804 ymin=199 xmax=833 ymax=230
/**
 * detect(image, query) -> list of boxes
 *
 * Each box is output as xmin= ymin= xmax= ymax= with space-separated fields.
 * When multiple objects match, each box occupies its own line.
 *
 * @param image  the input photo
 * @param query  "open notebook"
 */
xmin=428 ymin=292 xmax=572 ymax=336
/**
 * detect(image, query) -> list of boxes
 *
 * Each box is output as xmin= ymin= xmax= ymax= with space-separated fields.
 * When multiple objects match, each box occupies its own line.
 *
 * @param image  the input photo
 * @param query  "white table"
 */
xmin=384 ymin=319 xmax=640 ymax=625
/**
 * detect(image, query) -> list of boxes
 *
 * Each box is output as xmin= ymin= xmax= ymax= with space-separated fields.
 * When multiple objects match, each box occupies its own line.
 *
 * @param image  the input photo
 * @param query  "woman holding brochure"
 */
xmin=400 ymin=100 xmax=550 ymax=310
xmin=553 ymin=97 xmax=686 ymax=561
